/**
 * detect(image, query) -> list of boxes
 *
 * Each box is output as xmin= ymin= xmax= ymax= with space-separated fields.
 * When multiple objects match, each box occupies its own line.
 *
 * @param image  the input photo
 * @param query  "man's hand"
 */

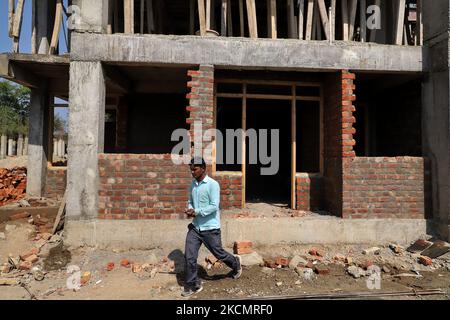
xmin=185 ymin=208 xmax=196 ymax=218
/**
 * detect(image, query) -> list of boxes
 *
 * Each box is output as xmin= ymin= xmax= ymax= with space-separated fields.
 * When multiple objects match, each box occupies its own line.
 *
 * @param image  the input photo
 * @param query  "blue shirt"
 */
xmin=188 ymin=175 xmax=221 ymax=231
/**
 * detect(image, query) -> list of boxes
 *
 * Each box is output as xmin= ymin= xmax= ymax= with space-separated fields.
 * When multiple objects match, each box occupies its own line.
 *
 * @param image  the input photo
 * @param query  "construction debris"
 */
xmin=9 ymin=211 xmax=31 ymax=221
xmin=0 ymin=167 xmax=27 ymax=206
xmin=289 ymin=255 xmax=308 ymax=269
xmin=407 ymin=239 xmax=433 ymax=253
xmin=347 ymin=266 xmax=366 ymax=278
xmin=308 ymin=248 xmax=325 ymax=257
xmin=418 ymin=256 xmax=433 ymax=266
xmin=233 ymin=241 xmax=253 ymax=255
xmin=239 ymin=252 xmax=264 ymax=266
xmin=0 ymin=278 xmax=19 ymax=286
xmin=389 ymin=244 xmax=404 ymax=254
xmin=0 ymin=232 xmax=5 ymax=240
xmin=362 ymin=247 xmax=381 ymax=255
xmin=421 ymin=240 xmax=450 ymax=259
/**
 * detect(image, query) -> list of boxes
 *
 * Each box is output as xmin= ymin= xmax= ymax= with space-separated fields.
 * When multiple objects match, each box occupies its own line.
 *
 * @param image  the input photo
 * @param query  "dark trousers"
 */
xmin=184 ymin=223 xmax=238 ymax=288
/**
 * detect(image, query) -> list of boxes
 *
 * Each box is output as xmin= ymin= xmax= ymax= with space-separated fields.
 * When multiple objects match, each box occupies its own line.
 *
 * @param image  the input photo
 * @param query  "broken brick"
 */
xmin=106 ymin=262 xmax=115 ymax=271
xmin=264 ymin=259 xmax=277 ymax=269
xmin=20 ymin=248 xmax=39 ymax=261
xmin=418 ymin=256 xmax=433 ymax=266
xmin=19 ymin=261 xmax=32 ymax=271
xmin=120 ymin=259 xmax=131 ymax=267
xmin=305 ymin=261 xmax=315 ymax=269
xmin=345 ymin=257 xmax=353 ymax=265
xmin=314 ymin=266 xmax=330 ymax=275
xmin=80 ymin=272 xmax=91 ymax=285
xmin=9 ymin=211 xmax=31 ymax=221
xmin=308 ymin=248 xmax=325 ymax=257
xmin=275 ymin=257 xmax=290 ymax=267
xmin=25 ymin=254 xmax=39 ymax=264
xmin=359 ymin=260 xmax=373 ymax=270
xmin=233 ymin=241 xmax=253 ymax=255
xmin=206 ymin=255 xmax=218 ymax=265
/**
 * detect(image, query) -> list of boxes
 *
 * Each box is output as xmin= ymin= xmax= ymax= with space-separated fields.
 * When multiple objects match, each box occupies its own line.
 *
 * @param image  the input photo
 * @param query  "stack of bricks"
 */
xmin=296 ymin=173 xmax=324 ymax=211
xmin=214 ymin=172 xmax=243 ymax=209
xmin=44 ymin=168 xmax=67 ymax=199
xmin=342 ymin=157 xmax=425 ymax=219
xmin=341 ymin=70 xmax=357 ymax=158
xmin=186 ymin=65 xmax=215 ymax=164
xmin=233 ymin=241 xmax=253 ymax=255
xmin=98 ymin=154 xmax=192 ymax=220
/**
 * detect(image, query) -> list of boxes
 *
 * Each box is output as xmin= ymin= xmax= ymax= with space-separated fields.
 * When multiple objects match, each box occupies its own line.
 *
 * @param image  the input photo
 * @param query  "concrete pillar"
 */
xmin=7 ymin=138 xmax=13 ymax=156
xmin=67 ymin=61 xmax=105 ymax=220
xmin=0 ymin=135 xmax=6 ymax=159
xmin=61 ymin=139 xmax=66 ymax=157
xmin=17 ymin=134 xmax=24 ymax=156
xmin=422 ymin=2 xmax=450 ymax=241
xmin=27 ymin=87 xmax=49 ymax=197
xmin=12 ymin=139 xmax=17 ymax=156
xmin=23 ymin=136 xmax=28 ymax=155
xmin=71 ymin=0 xmax=109 ymax=33
xmin=53 ymin=138 xmax=58 ymax=159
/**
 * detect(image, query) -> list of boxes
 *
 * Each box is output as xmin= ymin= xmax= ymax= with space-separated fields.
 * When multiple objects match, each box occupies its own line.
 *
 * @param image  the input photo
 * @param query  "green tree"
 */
xmin=0 ymin=81 xmax=30 ymax=136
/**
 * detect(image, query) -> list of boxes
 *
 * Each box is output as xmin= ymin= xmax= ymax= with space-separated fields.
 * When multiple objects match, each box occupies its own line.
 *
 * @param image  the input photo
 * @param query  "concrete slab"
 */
xmin=64 ymin=217 xmax=431 ymax=250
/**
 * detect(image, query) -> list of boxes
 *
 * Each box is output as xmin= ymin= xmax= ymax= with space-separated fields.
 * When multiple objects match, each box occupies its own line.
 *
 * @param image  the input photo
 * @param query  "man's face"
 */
xmin=190 ymin=165 xmax=205 ymax=180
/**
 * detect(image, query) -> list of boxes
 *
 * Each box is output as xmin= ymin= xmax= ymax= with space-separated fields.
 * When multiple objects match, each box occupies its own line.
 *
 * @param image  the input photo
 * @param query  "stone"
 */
xmin=0 ymin=232 xmax=5 ymax=240
xmin=382 ymin=266 xmax=391 ymax=273
xmin=347 ymin=266 xmax=366 ymax=278
xmin=239 ymin=252 xmax=264 ymax=267
xmin=389 ymin=244 xmax=404 ymax=254
xmin=296 ymin=267 xmax=316 ymax=281
xmin=276 ymin=281 xmax=282 ymax=287
xmin=150 ymin=267 xmax=158 ymax=278
xmin=120 ymin=259 xmax=131 ymax=267
xmin=146 ymin=253 xmax=159 ymax=265
xmin=5 ymin=224 xmax=16 ymax=232
xmin=345 ymin=257 xmax=353 ymax=265
xmin=18 ymin=200 xmax=31 ymax=207
xmin=132 ymin=263 xmax=143 ymax=273
xmin=359 ymin=260 xmax=373 ymax=270
xmin=81 ymin=271 xmax=91 ymax=285
xmin=1 ymin=264 xmax=11 ymax=274
xmin=289 ymin=255 xmax=308 ymax=269
xmin=362 ymin=247 xmax=381 ymax=255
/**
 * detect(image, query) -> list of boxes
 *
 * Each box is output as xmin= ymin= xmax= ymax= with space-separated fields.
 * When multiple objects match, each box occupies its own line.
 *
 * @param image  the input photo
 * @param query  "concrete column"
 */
xmin=71 ymin=0 xmax=109 ymax=33
xmin=27 ymin=87 xmax=49 ymax=197
xmin=17 ymin=134 xmax=24 ymax=156
xmin=23 ymin=136 xmax=28 ymax=155
xmin=61 ymin=139 xmax=66 ymax=157
xmin=12 ymin=139 xmax=17 ymax=156
xmin=53 ymin=138 xmax=58 ymax=159
xmin=422 ymin=2 xmax=450 ymax=241
xmin=7 ymin=138 xmax=13 ymax=156
xmin=67 ymin=61 xmax=105 ymax=220
xmin=0 ymin=135 xmax=6 ymax=159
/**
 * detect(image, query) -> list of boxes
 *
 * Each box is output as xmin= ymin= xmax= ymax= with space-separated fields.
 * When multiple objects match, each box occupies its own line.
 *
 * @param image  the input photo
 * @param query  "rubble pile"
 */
xmin=0 ymin=167 xmax=27 ymax=206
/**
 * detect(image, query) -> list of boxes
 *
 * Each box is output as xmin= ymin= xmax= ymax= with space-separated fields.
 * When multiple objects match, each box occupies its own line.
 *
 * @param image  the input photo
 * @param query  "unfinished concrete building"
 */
xmin=1 ymin=0 xmax=449 ymax=248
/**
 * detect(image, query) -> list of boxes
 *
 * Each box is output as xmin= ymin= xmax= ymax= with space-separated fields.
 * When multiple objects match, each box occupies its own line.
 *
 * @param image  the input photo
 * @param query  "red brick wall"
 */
xmin=296 ymin=173 xmax=324 ymax=211
xmin=98 ymin=154 xmax=191 ymax=220
xmin=342 ymin=157 xmax=425 ymax=219
xmin=44 ymin=168 xmax=66 ymax=199
xmin=214 ymin=172 xmax=243 ymax=209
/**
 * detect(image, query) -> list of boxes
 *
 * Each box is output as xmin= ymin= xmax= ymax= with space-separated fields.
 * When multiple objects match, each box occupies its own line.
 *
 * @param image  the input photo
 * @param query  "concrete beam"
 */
xmin=67 ymin=61 xmax=105 ymax=220
xmin=27 ymin=87 xmax=49 ymax=197
xmin=71 ymin=33 xmax=425 ymax=73
xmin=0 ymin=55 xmax=40 ymax=88
xmin=64 ymin=217 xmax=431 ymax=250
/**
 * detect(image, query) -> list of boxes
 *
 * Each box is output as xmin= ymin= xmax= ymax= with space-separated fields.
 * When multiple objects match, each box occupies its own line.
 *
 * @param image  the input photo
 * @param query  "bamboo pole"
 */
xmin=416 ymin=0 xmax=423 ymax=45
xmin=239 ymin=0 xmax=245 ymax=36
xmin=305 ymin=0 xmax=314 ymax=40
xmin=198 ymin=0 xmax=207 ymax=35
xmin=291 ymin=84 xmax=297 ymax=210
xmin=395 ymin=0 xmax=406 ymax=45
xmin=227 ymin=0 xmax=233 ymax=36
xmin=49 ymin=0 xmax=63 ymax=54
xmin=147 ymin=0 xmax=155 ymax=34
xmin=341 ymin=0 xmax=349 ymax=40
xmin=190 ymin=0 xmax=195 ymax=35
xmin=348 ymin=0 xmax=358 ymax=40
xmin=317 ymin=0 xmax=330 ymax=40
xmin=8 ymin=0 xmax=14 ymax=38
xmin=360 ymin=0 xmax=366 ymax=42
xmin=221 ymin=0 xmax=227 ymax=35
xmin=207 ymin=0 xmax=211 ymax=30
xmin=31 ymin=0 xmax=37 ymax=53
xmin=298 ymin=0 xmax=305 ymax=40
xmin=246 ymin=0 xmax=258 ymax=38
xmin=331 ymin=0 xmax=336 ymax=40
xmin=268 ymin=0 xmax=277 ymax=39
xmin=124 ymin=0 xmax=134 ymax=34
xmin=287 ymin=0 xmax=297 ymax=38
xmin=241 ymin=84 xmax=247 ymax=208
xmin=140 ymin=0 xmax=145 ymax=34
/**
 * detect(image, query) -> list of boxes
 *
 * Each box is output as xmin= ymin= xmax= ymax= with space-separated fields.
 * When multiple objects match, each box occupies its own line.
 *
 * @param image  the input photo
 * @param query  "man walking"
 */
xmin=182 ymin=157 xmax=242 ymax=297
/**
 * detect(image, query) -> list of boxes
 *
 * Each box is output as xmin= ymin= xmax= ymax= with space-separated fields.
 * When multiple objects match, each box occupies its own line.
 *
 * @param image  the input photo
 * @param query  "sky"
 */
xmin=1 ymin=0 xmax=69 ymax=120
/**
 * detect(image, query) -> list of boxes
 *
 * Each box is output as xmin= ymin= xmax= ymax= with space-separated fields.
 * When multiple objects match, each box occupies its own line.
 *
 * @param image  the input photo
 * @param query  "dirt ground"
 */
xmin=1 ymin=218 xmax=450 ymax=300
xmin=0 ymin=156 xmax=27 ymax=170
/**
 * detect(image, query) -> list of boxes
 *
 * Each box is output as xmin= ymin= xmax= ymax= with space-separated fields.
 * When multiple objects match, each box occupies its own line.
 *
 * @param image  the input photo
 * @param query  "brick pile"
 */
xmin=0 ymin=167 xmax=27 ymax=206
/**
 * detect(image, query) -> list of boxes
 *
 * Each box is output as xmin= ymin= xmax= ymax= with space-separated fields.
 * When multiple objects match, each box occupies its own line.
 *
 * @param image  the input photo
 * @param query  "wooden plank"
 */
xmin=341 ymin=0 xmax=349 ymax=40
xmin=190 ymin=0 xmax=195 ymax=35
xmin=348 ymin=0 xmax=357 ymax=40
xmin=140 ymin=0 xmax=145 ymax=34
xmin=146 ymin=0 xmax=155 ymax=34
xmin=31 ymin=0 xmax=36 ymax=53
xmin=239 ymin=0 xmax=245 ymax=36
xmin=221 ymin=0 xmax=227 ymax=35
xmin=317 ymin=0 xmax=330 ymax=40
xmin=416 ymin=0 xmax=423 ymax=45
xmin=305 ymin=0 xmax=314 ymax=40
xmin=298 ymin=0 xmax=305 ymax=40
xmin=246 ymin=0 xmax=258 ymax=38
xmin=242 ymin=84 xmax=247 ymax=208
xmin=52 ymin=190 xmax=67 ymax=234
xmin=268 ymin=0 xmax=277 ymax=39
xmin=227 ymin=0 xmax=233 ymax=36
xmin=395 ymin=0 xmax=406 ymax=45
xmin=360 ymin=0 xmax=367 ymax=42
xmin=291 ymin=84 xmax=296 ymax=210
xmin=287 ymin=0 xmax=297 ymax=39
xmin=331 ymin=0 xmax=336 ymax=40
xmin=8 ymin=0 xmax=14 ymax=38
xmin=198 ymin=0 xmax=207 ymax=35
xmin=12 ymin=0 xmax=25 ymax=38
xmin=49 ymin=0 xmax=63 ymax=54
xmin=124 ymin=0 xmax=134 ymax=34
